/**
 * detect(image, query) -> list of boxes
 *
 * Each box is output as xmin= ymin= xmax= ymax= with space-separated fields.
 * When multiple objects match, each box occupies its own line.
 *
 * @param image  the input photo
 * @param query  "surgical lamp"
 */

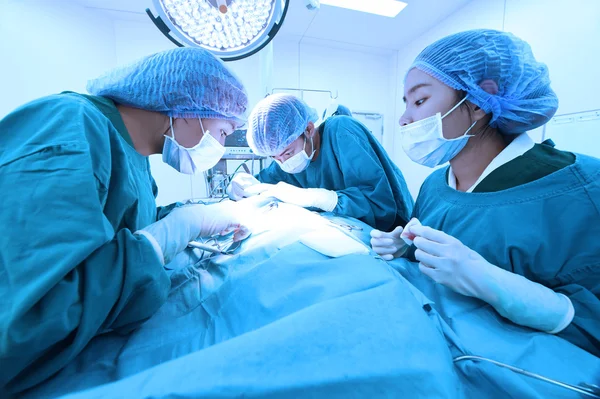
xmin=146 ymin=0 xmax=290 ymax=61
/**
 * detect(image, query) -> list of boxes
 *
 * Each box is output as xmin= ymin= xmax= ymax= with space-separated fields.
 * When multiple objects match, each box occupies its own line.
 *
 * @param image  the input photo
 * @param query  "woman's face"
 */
xmin=171 ymin=118 xmax=236 ymax=148
xmin=399 ymin=68 xmax=473 ymax=139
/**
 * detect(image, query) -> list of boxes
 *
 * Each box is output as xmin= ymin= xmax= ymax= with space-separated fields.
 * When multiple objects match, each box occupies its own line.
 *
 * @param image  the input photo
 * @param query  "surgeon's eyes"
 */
xmin=415 ymin=98 xmax=426 ymax=106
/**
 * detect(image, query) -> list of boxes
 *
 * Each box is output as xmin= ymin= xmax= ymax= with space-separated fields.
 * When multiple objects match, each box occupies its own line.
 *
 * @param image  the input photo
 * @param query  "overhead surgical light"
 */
xmin=146 ymin=0 xmax=290 ymax=61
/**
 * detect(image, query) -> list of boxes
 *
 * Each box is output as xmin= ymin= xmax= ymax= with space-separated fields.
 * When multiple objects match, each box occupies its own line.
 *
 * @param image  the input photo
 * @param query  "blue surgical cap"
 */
xmin=410 ymin=29 xmax=558 ymax=134
xmin=87 ymin=47 xmax=248 ymax=123
xmin=247 ymin=94 xmax=319 ymax=156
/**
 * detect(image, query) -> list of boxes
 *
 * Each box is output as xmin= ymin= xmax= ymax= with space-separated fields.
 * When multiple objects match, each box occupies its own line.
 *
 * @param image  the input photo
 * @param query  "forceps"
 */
xmin=327 ymin=220 xmax=363 ymax=231
xmin=187 ymin=240 xmax=227 ymax=254
xmin=188 ymin=230 xmax=240 ymax=255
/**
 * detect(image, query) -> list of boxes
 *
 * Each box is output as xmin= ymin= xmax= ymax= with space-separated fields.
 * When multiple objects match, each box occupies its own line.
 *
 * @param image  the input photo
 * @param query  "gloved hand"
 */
xmin=260 ymin=182 xmax=338 ymax=212
xmin=370 ymin=226 xmax=408 ymax=261
xmin=136 ymin=201 xmax=250 ymax=265
xmin=410 ymin=224 xmax=574 ymax=333
xmin=227 ymin=173 xmax=268 ymax=200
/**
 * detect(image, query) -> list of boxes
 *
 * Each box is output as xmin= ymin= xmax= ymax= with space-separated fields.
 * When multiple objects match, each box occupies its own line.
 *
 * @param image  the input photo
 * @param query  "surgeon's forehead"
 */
xmin=275 ymin=137 xmax=300 ymax=157
xmin=403 ymin=69 xmax=445 ymax=101
xmin=405 ymin=69 xmax=434 ymax=90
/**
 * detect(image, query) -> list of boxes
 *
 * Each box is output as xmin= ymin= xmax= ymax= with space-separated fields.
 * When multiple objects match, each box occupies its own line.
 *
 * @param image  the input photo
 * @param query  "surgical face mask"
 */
xmin=162 ymin=118 xmax=226 ymax=174
xmin=276 ymin=134 xmax=315 ymax=174
xmin=400 ymin=97 xmax=477 ymax=168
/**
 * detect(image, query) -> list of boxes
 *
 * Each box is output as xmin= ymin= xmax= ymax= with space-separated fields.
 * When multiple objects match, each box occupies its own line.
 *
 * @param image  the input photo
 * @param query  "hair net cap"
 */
xmin=87 ymin=47 xmax=248 ymax=124
xmin=410 ymin=29 xmax=558 ymax=134
xmin=247 ymin=94 xmax=319 ymax=156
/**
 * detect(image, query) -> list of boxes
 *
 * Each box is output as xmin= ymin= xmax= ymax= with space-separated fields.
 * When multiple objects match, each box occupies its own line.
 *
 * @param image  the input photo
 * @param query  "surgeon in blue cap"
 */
xmin=0 ymin=47 xmax=249 ymax=393
xmin=371 ymin=29 xmax=600 ymax=357
xmin=227 ymin=94 xmax=413 ymax=231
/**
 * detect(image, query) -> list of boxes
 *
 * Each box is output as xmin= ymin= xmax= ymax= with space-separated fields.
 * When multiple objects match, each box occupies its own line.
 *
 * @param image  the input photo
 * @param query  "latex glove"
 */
xmin=410 ymin=224 xmax=574 ymax=333
xmin=370 ymin=226 xmax=408 ymax=261
xmin=136 ymin=201 xmax=250 ymax=265
xmin=370 ymin=218 xmax=420 ymax=260
xmin=244 ymin=183 xmax=274 ymax=196
xmin=226 ymin=173 xmax=267 ymax=200
xmin=260 ymin=182 xmax=338 ymax=212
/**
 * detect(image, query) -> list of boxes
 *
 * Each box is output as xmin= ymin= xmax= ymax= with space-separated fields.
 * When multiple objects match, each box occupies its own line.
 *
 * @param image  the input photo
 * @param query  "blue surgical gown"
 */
xmin=256 ymin=116 xmax=414 ymax=230
xmin=410 ymin=150 xmax=600 ymax=357
xmin=0 ymin=93 xmax=170 ymax=394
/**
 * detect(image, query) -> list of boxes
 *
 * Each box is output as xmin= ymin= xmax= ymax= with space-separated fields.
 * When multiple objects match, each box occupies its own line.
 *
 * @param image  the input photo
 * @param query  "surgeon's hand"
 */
xmin=409 ymin=224 xmax=495 ymax=299
xmin=410 ymin=224 xmax=575 ymax=333
xmin=370 ymin=227 xmax=408 ymax=261
xmin=227 ymin=172 xmax=269 ymax=200
xmin=192 ymin=201 xmax=250 ymax=240
xmin=137 ymin=201 xmax=250 ymax=265
xmin=260 ymin=182 xmax=338 ymax=212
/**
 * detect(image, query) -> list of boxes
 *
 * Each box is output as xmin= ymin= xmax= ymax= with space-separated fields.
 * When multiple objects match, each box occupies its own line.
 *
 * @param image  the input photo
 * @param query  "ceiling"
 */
xmin=73 ymin=0 xmax=472 ymax=51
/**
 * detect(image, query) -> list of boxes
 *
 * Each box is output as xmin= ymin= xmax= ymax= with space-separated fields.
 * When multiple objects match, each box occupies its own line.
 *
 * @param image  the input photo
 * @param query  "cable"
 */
xmin=208 ymin=160 xmax=253 ymax=200
xmin=454 ymin=355 xmax=600 ymax=398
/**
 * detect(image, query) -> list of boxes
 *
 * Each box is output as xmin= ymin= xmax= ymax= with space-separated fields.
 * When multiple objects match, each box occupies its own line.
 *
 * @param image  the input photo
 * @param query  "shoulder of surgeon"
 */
xmin=323 ymin=115 xmax=372 ymax=143
xmin=0 ymin=91 xmax=117 ymax=165
xmin=418 ymin=148 xmax=600 ymax=193
xmin=0 ymin=92 xmax=116 ymax=146
xmin=572 ymin=151 xmax=600 ymax=181
xmin=0 ymin=92 xmax=122 ymax=193
xmin=419 ymin=165 xmax=447 ymax=192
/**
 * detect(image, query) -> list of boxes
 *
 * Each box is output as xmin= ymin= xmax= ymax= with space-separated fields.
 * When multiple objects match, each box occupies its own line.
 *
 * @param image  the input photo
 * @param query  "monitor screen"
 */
xmin=225 ymin=129 xmax=249 ymax=147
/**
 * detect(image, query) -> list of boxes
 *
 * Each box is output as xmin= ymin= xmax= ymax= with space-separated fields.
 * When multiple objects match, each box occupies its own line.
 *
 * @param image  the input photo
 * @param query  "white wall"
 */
xmin=0 ymin=0 xmax=116 ymax=117
xmin=392 ymin=0 xmax=600 ymax=198
xmin=272 ymin=35 xmax=398 ymax=152
xmin=6 ymin=0 xmax=598 ymax=204
xmin=503 ymin=0 xmax=600 ymax=115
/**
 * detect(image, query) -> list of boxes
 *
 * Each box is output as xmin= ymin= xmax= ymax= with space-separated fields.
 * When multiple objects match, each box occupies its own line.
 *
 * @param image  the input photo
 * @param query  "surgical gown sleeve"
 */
xmin=0 ymin=96 xmax=170 ymax=393
xmin=554 ymin=282 xmax=600 ymax=356
xmin=328 ymin=119 xmax=411 ymax=230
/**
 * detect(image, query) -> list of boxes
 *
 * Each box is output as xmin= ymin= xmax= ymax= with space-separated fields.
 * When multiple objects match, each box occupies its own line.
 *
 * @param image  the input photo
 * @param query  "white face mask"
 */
xmin=162 ymin=118 xmax=226 ymax=174
xmin=400 ymin=97 xmax=477 ymax=168
xmin=276 ymin=135 xmax=315 ymax=174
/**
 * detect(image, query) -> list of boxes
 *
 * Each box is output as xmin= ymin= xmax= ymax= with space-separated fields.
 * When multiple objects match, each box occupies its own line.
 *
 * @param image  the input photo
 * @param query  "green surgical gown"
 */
xmin=256 ymin=116 xmax=414 ymax=230
xmin=0 ymin=93 xmax=170 ymax=394
xmin=410 ymin=142 xmax=600 ymax=357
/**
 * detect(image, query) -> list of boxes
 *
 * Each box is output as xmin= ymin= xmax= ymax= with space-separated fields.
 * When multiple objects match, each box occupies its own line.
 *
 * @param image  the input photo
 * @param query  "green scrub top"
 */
xmin=469 ymin=140 xmax=576 ymax=193
xmin=411 ymin=141 xmax=599 ymax=357
xmin=0 ymin=92 xmax=170 ymax=394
